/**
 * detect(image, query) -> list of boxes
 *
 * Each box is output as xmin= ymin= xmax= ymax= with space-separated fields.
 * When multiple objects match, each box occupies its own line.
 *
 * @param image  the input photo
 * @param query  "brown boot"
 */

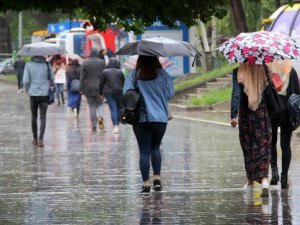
xmin=37 ymin=140 xmax=44 ymax=148
xmin=32 ymin=139 xmax=38 ymax=146
xmin=98 ymin=116 xmax=104 ymax=130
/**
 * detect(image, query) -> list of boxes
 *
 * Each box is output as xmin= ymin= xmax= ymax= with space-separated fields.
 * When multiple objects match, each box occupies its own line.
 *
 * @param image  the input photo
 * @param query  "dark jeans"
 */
xmin=106 ymin=94 xmax=121 ymax=125
xmin=271 ymin=120 xmax=292 ymax=174
xmin=30 ymin=96 xmax=48 ymax=141
xmin=133 ymin=122 xmax=167 ymax=181
xmin=17 ymin=72 xmax=23 ymax=90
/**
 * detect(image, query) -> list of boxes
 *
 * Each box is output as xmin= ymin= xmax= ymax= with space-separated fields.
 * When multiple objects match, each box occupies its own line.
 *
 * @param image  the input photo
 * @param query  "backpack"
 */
xmin=120 ymin=71 xmax=145 ymax=125
xmin=287 ymin=93 xmax=300 ymax=131
xmin=70 ymin=79 xmax=80 ymax=94
xmin=120 ymin=89 xmax=141 ymax=125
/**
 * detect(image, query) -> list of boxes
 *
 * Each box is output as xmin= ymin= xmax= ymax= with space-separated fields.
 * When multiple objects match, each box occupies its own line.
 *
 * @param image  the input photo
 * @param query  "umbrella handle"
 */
xmin=262 ymin=61 xmax=273 ymax=86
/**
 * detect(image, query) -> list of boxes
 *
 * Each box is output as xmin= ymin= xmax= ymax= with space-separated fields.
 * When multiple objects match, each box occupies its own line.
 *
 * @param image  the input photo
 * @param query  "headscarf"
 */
xmin=237 ymin=63 xmax=268 ymax=111
xmin=267 ymin=60 xmax=292 ymax=95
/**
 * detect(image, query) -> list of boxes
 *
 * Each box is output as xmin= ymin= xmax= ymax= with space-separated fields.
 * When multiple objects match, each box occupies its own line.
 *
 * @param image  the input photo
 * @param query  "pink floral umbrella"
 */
xmin=217 ymin=31 xmax=300 ymax=64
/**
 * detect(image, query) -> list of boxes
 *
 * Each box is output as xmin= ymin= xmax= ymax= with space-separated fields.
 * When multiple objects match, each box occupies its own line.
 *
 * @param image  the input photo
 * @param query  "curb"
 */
xmin=172 ymin=115 xmax=230 ymax=127
xmin=169 ymin=103 xmax=213 ymax=112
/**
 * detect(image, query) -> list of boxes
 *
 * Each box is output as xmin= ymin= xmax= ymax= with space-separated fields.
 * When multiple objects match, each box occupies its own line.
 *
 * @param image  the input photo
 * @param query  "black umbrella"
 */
xmin=116 ymin=36 xmax=196 ymax=57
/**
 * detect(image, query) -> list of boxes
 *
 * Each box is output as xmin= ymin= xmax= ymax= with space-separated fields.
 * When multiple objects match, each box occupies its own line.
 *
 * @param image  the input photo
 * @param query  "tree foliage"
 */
xmin=0 ymin=0 xmax=229 ymax=34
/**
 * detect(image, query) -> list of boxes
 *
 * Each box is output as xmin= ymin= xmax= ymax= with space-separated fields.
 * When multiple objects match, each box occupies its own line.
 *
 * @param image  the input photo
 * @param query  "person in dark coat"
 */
xmin=267 ymin=60 xmax=300 ymax=189
xmin=14 ymin=55 xmax=26 ymax=93
xmin=66 ymin=59 xmax=81 ymax=118
xmin=80 ymin=47 xmax=106 ymax=130
xmin=99 ymin=58 xmax=125 ymax=133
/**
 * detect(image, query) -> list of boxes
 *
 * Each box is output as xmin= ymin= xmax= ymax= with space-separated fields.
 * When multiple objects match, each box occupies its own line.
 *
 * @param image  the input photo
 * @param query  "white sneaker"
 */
xmin=261 ymin=180 xmax=269 ymax=197
xmin=243 ymin=183 xmax=254 ymax=192
xmin=113 ymin=126 xmax=119 ymax=134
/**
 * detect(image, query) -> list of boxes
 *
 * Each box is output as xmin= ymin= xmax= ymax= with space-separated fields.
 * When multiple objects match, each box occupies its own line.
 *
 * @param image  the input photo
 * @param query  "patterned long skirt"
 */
xmin=238 ymin=101 xmax=272 ymax=182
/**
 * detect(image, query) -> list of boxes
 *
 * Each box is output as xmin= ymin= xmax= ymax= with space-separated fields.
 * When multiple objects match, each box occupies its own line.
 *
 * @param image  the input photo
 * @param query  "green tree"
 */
xmin=0 ymin=0 xmax=230 ymax=33
xmin=9 ymin=10 xmax=68 ymax=50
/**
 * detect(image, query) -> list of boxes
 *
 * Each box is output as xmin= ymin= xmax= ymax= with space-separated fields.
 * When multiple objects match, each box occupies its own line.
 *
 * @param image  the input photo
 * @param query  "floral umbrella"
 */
xmin=216 ymin=31 xmax=300 ymax=64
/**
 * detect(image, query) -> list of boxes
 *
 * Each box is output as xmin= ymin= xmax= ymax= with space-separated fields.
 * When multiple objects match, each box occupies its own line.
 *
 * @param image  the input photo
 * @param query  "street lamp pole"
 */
xmin=18 ymin=12 xmax=23 ymax=48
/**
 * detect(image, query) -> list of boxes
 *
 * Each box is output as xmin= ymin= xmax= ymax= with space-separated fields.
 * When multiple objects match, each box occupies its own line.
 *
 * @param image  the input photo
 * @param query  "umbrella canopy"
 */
xmin=116 ymin=36 xmax=196 ymax=57
xmin=217 ymin=31 xmax=300 ymax=64
xmin=18 ymin=42 xmax=63 ymax=56
xmin=123 ymin=55 xmax=174 ymax=70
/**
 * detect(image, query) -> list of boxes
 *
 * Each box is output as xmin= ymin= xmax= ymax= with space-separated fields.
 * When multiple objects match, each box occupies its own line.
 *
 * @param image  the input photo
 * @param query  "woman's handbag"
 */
xmin=287 ymin=93 xmax=300 ymax=131
xmin=287 ymin=75 xmax=300 ymax=131
xmin=120 ymin=71 xmax=141 ymax=125
xmin=120 ymin=89 xmax=141 ymax=125
xmin=263 ymin=63 xmax=286 ymax=124
xmin=47 ymin=62 xmax=55 ymax=105
xmin=70 ymin=79 xmax=80 ymax=94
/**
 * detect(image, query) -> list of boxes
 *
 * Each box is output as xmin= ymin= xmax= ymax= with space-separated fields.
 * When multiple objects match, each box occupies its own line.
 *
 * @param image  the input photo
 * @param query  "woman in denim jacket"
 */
xmin=123 ymin=56 xmax=175 ymax=194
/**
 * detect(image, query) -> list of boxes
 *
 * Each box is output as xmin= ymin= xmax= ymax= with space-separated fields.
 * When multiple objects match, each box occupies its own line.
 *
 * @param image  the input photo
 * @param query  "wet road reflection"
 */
xmin=0 ymin=82 xmax=300 ymax=224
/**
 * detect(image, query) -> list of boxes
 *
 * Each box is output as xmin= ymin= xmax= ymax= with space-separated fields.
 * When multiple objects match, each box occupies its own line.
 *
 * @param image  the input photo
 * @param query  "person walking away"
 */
xmin=53 ymin=61 xmax=66 ymax=105
xmin=99 ymin=48 xmax=109 ymax=65
xmin=99 ymin=58 xmax=125 ymax=133
xmin=80 ymin=47 xmax=106 ymax=131
xmin=123 ymin=56 xmax=175 ymax=194
xmin=66 ymin=59 xmax=81 ymax=118
xmin=14 ymin=55 xmax=25 ymax=93
xmin=231 ymin=63 xmax=272 ymax=197
xmin=267 ymin=60 xmax=300 ymax=189
xmin=23 ymin=56 xmax=54 ymax=147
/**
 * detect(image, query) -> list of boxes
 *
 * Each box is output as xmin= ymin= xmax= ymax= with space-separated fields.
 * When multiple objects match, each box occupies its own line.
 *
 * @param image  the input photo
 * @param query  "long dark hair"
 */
xmin=136 ymin=55 xmax=162 ymax=80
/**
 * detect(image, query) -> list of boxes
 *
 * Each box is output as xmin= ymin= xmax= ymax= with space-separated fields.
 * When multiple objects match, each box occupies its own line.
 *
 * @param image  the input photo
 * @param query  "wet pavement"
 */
xmin=0 ymin=81 xmax=300 ymax=225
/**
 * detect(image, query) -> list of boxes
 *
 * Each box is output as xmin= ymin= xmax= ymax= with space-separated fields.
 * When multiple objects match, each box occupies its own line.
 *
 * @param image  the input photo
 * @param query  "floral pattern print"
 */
xmin=238 ymin=101 xmax=272 ymax=182
xmin=217 ymin=31 xmax=300 ymax=64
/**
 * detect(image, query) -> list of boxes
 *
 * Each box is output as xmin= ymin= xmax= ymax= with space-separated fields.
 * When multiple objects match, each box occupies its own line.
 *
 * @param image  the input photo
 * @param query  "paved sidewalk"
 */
xmin=0 ymin=81 xmax=300 ymax=224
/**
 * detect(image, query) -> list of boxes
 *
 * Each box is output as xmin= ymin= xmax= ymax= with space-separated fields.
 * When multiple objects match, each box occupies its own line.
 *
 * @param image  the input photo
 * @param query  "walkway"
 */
xmin=0 ymin=81 xmax=300 ymax=224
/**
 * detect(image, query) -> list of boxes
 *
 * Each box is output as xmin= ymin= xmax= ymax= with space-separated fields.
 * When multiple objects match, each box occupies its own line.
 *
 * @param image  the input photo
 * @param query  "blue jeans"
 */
xmin=106 ymin=94 xmax=121 ymax=125
xmin=55 ymin=83 xmax=64 ymax=102
xmin=133 ymin=122 xmax=167 ymax=181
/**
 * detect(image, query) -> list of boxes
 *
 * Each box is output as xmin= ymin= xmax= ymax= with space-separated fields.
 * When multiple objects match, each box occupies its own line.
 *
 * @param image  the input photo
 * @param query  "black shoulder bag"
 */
xmin=263 ymin=62 xmax=286 ymax=124
xmin=47 ymin=62 xmax=56 ymax=105
xmin=287 ymin=74 xmax=300 ymax=131
xmin=120 ymin=71 xmax=141 ymax=125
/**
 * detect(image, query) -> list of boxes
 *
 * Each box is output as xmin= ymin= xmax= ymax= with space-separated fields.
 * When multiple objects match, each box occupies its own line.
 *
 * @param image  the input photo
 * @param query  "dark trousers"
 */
xmin=133 ymin=122 xmax=167 ymax=181
xmin=17 ymin=72 xmax=23 ymax=90
xmin=271 ymin=120 xmax=292 ymax=174
xmin=30 ymin=96 xmax=48 ymax=141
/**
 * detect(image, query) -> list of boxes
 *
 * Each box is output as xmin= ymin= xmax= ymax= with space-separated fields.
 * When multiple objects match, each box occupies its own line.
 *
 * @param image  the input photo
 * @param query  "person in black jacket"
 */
xmin=267 ymin=60 xmax=300 ymax=189
xmin=14 ymin=55 xmax=25 ymax=93
xmin=99 ymin=58 xmax=125 ymax=133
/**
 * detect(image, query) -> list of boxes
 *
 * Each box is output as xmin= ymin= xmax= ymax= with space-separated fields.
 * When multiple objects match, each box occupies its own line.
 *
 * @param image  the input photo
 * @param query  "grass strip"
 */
xmin=187 ymin=86 xmax=232 ymax=106
xmin=0 ymin=74 xmax=17 ymax=82
xmin=175 ymin=64 xmax=237 ymax=91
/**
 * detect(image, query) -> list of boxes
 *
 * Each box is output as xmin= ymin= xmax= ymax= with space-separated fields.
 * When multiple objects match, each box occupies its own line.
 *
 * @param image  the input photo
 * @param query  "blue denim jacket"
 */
xmin=123 ymin=69 xmax=175 ymax=123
